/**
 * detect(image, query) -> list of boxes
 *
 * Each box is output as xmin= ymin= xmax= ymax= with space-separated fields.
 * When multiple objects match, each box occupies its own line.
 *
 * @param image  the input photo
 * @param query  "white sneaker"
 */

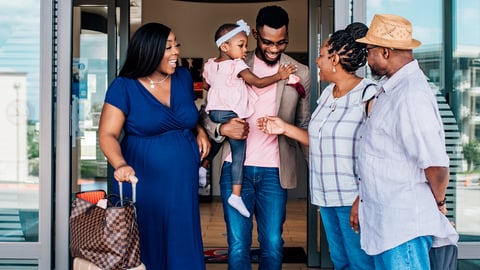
xmin=199 ymin=167 xmax=207 ymax=187
xmin=228 ymin=194 xmax=250 ymax=218
xmin=198 ymin=184 xmax=211 ymax=196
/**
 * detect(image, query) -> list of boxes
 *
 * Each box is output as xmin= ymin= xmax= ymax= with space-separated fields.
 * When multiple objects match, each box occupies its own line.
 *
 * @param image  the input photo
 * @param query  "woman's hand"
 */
xmin=114 ymin=164 xmax=135 ymax=182
xmin=196 ymin=124 xmax=210 ymax=160
xmin=350 ymin=196 xmax=360 ymax=234
xmin=257 ymin=115 xmax=309 ymax=146
xmin=256 ymin=116 xmax=287 ymax=135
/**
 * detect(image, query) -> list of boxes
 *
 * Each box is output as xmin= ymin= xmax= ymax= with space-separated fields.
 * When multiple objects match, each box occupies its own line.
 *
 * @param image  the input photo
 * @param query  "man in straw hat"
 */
xmin=353 ymin=14 xmax=459 ymax=269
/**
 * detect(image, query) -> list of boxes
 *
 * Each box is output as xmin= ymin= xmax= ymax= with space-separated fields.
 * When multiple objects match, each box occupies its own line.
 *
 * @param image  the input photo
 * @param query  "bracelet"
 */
xmin=437 ymin=197 xmax=447 ymax=207
xmin=115 ymin=164 xmax=128 ymax=170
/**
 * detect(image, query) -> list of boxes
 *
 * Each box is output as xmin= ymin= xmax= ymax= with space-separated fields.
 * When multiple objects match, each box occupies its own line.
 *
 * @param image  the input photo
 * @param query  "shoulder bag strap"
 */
xmin=362 ymin=83 xmax=377 ymax=116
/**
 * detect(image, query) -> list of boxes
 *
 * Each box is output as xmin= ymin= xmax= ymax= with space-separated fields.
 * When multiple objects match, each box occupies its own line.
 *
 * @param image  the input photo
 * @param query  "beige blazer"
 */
xmin=201 ymin=51 xmax=311 ymax=189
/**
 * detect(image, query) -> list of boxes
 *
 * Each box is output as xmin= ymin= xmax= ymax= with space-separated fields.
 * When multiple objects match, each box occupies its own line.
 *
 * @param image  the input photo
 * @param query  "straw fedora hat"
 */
xmin=356 ymin=14 xmax=421 ymax=50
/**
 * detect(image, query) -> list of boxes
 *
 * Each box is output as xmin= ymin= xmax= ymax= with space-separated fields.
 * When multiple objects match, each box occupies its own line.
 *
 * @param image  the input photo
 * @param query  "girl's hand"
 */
xmin=277 ymin=63 xmax=297 ymax=80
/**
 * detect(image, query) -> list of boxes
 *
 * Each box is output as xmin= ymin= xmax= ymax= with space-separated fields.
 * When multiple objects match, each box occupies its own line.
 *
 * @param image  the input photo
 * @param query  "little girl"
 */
xmin=203 ymin=19 xmax=296 ymax=218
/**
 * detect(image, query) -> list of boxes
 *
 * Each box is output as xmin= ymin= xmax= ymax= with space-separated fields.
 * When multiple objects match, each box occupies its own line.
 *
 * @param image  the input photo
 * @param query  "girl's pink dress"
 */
xmin=203 ymin=58 xmax=257 ymax=118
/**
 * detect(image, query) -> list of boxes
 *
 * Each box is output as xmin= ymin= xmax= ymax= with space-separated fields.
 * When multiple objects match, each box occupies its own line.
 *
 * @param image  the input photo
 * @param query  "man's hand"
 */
xmin=425 ymin=166 xmax=449 ymax=215
xmin=220 ymin=118 xmax=249 ymax=140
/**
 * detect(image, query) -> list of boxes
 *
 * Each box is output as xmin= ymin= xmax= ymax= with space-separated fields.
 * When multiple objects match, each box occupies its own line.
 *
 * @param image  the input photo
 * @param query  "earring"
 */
xmin=332 ymin=66 xmax=336 ymax=73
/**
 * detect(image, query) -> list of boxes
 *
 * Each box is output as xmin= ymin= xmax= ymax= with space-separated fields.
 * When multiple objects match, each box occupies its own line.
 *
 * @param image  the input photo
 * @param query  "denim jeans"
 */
xmin=320 ymin=206 xmax=374 ymax=270
xmin=220 ymin=162 xmax=287 ymax=270
xmin=373 ymin=236 xmax=433 ymax=270
xmin=209 ymin=110 xmax=246 ymax=185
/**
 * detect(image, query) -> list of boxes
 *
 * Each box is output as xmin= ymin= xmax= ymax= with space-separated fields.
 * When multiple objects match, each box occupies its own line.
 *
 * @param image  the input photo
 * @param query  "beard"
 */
xmin=255 ymin=48 xmax=281 ymax=66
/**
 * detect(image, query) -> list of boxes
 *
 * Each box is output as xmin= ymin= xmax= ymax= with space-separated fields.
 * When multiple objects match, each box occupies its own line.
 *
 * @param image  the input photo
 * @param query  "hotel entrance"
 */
xmin=0 ymin=1 xmax=478 ymax=269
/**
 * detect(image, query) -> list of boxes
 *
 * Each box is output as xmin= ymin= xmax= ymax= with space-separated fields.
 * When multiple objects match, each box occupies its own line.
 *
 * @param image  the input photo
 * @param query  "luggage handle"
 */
xmin=119 ymin=175 xmax=139 ymax=206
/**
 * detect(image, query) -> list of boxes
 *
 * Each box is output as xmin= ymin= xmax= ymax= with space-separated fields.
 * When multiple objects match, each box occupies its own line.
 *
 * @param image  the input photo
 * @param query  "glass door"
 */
xmin=0 ymin=0 xmax=53 ymax=268
xmin=306 ymin=0 xmax=334 ymax=268
xmin=59 ymin=0 xmax=131 ymax=268
xmin=71 ymin=0 xmax=130 ymax=195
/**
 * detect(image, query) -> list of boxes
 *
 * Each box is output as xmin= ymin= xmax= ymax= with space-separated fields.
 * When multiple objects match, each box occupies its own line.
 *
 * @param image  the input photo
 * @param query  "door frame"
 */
xmin=55 ymin=1 xmax=130 ymax=269
xmin=0 ymin=1 xmax=53 ymax=269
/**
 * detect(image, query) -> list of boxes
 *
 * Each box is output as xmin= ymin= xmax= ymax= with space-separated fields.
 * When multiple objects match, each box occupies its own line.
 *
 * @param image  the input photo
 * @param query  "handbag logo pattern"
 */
xmin=70 ymin=190 xmax=141 ymax=270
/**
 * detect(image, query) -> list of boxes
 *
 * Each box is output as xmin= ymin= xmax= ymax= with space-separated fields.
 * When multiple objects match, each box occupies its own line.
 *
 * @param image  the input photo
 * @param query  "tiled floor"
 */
xmin=200 ymin=197 xmax=317 ymax=270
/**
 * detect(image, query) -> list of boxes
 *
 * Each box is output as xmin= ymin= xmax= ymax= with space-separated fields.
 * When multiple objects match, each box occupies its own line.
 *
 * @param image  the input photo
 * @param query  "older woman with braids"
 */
xmin=257 ymin=22 xmax=376 ymax=269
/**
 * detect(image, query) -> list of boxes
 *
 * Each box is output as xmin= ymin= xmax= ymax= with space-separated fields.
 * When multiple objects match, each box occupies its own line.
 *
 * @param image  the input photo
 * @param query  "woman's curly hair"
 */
xmin=327 ymin=22 xmax=368 ymax=73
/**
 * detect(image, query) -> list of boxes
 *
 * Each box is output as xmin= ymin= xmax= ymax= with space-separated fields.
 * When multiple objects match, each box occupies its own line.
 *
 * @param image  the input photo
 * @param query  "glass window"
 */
xmin=366 ymin=0 xmax=480 ymax=265
xmin=72 ymin=6 xmax=112 ymax=195
xmin=0 ymin=0 xmax=40 ymax=242
xmin=454 ymin=0 xmax=480 ymax=241
xmin=74 ymin=30 xmax=109 ymax=192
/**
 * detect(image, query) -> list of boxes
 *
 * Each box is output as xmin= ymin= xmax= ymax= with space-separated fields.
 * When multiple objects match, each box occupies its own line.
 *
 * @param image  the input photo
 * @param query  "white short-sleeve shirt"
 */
xmin=357 ymin=60 xmax=458 ymax=255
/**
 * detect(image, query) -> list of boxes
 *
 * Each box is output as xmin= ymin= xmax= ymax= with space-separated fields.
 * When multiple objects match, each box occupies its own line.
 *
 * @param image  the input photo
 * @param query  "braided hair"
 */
xmin=327 ymin=22 xmax=368 ymax=73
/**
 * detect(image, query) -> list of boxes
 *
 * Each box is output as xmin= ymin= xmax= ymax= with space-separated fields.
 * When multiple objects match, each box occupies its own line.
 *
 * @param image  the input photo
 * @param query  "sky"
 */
xmin=366 ymin=0 xmax=480 ymax=46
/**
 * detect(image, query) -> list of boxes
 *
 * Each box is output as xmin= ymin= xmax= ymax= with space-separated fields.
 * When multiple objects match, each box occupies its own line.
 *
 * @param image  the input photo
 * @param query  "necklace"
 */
xmin=147 ymin=75 xmax=169 ymax=88
xmin=330 ymin=97 xmax=338 ymax=112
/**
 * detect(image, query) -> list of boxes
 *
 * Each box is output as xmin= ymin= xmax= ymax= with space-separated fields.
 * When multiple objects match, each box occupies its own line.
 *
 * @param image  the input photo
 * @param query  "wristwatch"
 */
xmin=215 ymin=123 xmax=222 ymax=137
xmin=437 ymin=197 xmax=447 ymax=207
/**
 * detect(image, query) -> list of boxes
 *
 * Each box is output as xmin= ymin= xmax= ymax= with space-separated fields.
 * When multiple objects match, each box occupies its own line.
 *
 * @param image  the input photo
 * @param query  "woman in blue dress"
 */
xmin=98 ymin=22 xmax=210 ymax=269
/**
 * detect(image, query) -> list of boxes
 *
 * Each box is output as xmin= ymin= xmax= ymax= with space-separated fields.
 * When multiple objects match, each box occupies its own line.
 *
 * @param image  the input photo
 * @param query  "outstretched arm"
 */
xmin=239 ymin=63 xmax=296 ymax=88
xmin=257 ymin=116 xmax=309 ymax=146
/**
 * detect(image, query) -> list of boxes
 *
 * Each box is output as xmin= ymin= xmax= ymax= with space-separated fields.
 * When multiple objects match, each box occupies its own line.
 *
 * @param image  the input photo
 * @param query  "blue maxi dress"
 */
xmin=104 ymin=67 xmax=205 ymax=270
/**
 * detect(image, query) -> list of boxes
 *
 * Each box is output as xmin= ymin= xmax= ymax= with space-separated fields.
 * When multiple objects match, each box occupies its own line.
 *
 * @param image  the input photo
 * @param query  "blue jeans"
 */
xmin=373 ymin=236 xmax=433 ymax=270
xmin=220 ymin=162 xmax=287 ymax=270
xmin=209 ymin=110 xmax=246 ymax=185
xmin=320 ymin=206 xmax=374 ymax=270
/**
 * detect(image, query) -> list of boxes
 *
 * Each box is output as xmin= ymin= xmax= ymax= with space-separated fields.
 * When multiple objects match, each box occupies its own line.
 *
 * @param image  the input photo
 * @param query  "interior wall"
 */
xmin=142 ymin=0 xmax=308 ymax=61
xmin=142 ymin=0 xmax=310 ymax=199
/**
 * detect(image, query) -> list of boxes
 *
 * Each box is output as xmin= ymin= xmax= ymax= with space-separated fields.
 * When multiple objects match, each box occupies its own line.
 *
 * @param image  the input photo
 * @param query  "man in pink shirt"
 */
xmin=201 ymin=5 xmax=311 ymax=270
